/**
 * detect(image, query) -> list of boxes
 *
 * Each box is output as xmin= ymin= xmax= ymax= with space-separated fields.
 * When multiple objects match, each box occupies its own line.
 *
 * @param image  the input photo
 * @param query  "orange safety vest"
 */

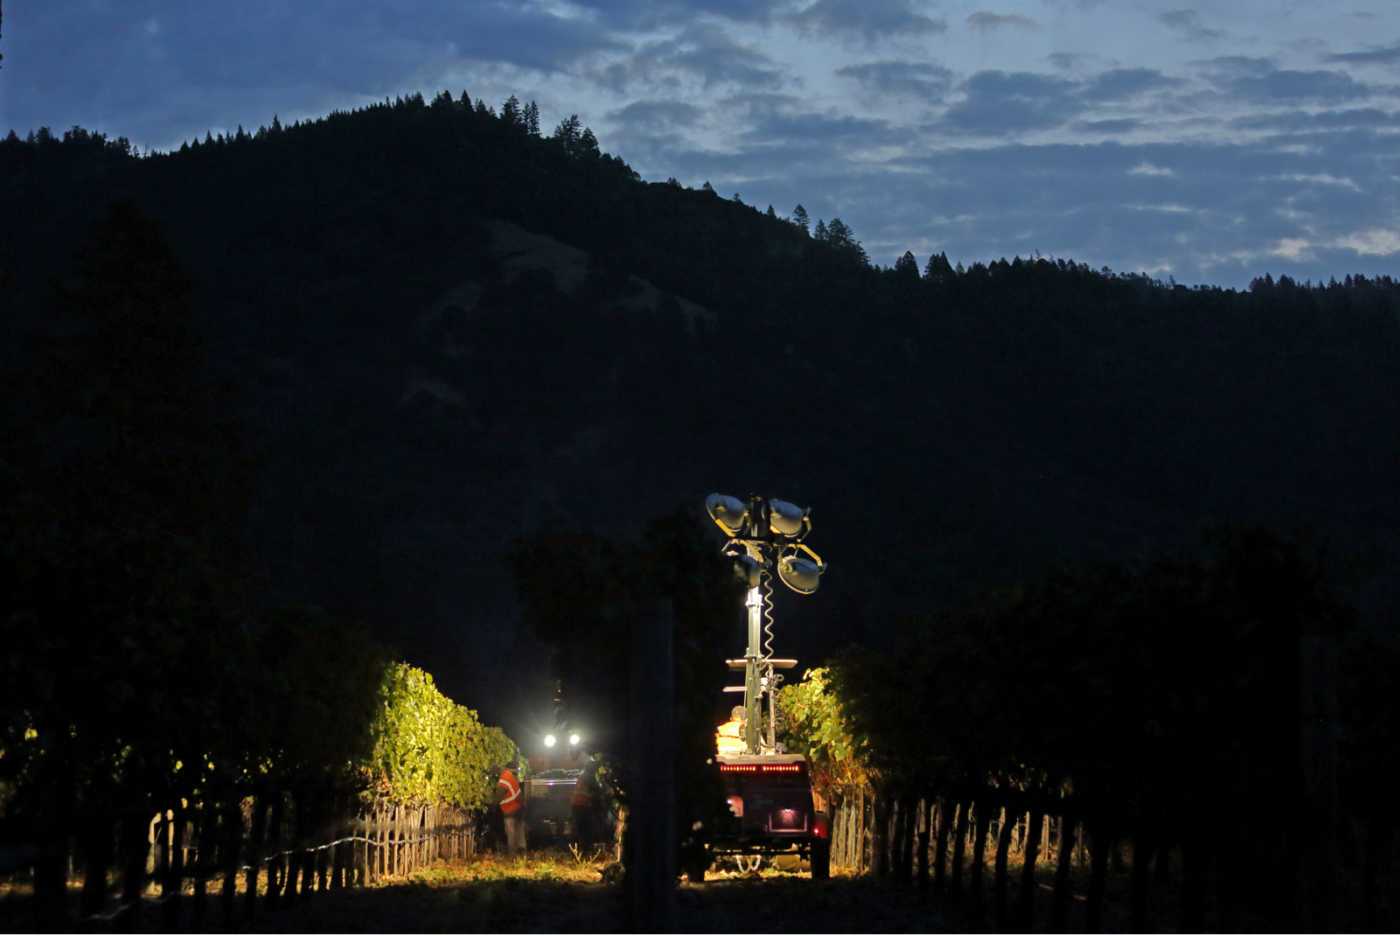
xmin=498 ymin=768 xmax=523 ymax=815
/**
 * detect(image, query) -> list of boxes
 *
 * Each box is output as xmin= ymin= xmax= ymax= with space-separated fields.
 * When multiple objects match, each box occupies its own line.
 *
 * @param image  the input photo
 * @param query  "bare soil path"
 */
xmin=246 ymin=854 xmax=959 ymax=933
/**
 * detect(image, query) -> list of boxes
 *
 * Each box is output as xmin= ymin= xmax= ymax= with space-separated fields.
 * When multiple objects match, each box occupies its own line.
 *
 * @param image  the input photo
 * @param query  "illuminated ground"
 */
xmin=244 ymin=852 xmax=958 ymax=933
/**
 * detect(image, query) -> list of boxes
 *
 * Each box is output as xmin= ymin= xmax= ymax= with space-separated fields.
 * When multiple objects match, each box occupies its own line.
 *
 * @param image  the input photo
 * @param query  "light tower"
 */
xmin=705 ymin=493 xmax=826 ymax=755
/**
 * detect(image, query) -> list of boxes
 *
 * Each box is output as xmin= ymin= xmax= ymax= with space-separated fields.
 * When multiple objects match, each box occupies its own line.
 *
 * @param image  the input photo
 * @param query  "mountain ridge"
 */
xmin=4 ymin=93 xmax=1399 ymax=733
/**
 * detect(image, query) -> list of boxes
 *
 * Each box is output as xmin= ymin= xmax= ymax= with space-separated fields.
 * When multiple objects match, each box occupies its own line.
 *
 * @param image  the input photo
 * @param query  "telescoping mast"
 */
xmin=704 ymin=493 xmax=826 ymax=755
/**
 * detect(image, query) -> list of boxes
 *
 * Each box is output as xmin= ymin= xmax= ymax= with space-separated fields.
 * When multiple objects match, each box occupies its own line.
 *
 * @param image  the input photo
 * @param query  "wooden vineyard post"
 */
xmin=993 ymin=804 xmax=1017 ymax=930
xmin=969 ymin=799 xmax=991 ymax=916
xmin=220 ymin=796 xmax=239 ymax=926
xmin=626 ymin=598 xmax=676 ymax=932
xmin=917 ymin=799 xmax=931 ymax=892
xmin=263 ymin=795 xmax=282 ymax=912
xmin=950 ymin=801 xmax=969 ymax=898
xmin=1016 ymin=803 xmax=1045 ymax=931
xmin=330 ymin=818 xmax=342 ymax=891
xmin=245 ymin=794 xmax=265 ymax=920
xmin=191 ymin=801 xmax=210 ymax=929
xmin=1051 ymin=812 xmax=1076 ymax=932
xmin=933 ymin=798 xmax=952 ymax=892
xmin=366 ymin=813 xmax=373 ymax=884
xmin=899 ymin=795 xmax=916 ymax=884
xmin=163 ymin=801 xmax=186 ymax=929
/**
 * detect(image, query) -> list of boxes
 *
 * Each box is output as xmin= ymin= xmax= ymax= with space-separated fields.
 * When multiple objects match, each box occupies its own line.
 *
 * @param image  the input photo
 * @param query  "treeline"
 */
xmin=6 ymin=91 xmax=1400 ymax=661
xmin=781 ymin=527 xmax=1399 ymax=932
xmin=0 ymin=200 xmax=515 ymax=927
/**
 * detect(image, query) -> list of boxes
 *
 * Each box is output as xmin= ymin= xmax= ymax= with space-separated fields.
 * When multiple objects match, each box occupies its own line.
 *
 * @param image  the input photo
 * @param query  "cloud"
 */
xmin=1231 ymin=108 xmax=1400 ymax=134
xmin=563 ymin=0 xmax=792 ymax=29
xmin=1200 ymin=57 xmax=1376 ymax=104
xmin=792 ymin=0 xmax=948 ymax=42
xmin=966 ymin=12 xmax=1041 ymax=32
xmin=1158 ymin=9 xmax=1225 ymax=42
xmin=1081 ymin=68 xmax=1177 ymax=101
xmin=1129 ymin=162 xmax=1175 ymax=177
xmin=942 ymin=70 xmax=1081 ymax=134
xmin=1325 ymin=41 xmax=1400 ymax=66
xmin=836 ymin=60 xmax=955 ymax=99
xmin=733 ymin=94 xmax=898 ymax=147
xmin=1048 ymin=52 xmax=1086 ymax=71
xmin=4 ymin=0 xmax=633 ymax=146
xmin=1267 ymin=172 xmax=1361 ymax=191
xmin=1334 ymin=228 xmax=1400 ymax=255
xmin=1270 ymin=237 xmax=1313 ymax=260
xmin=594 ymin=23 xmax=785 ymax=93
xmin=607 ymin=99 xmax=704 ymax=133
xmin=1074 ymin=117 xmax=1143 ymax=134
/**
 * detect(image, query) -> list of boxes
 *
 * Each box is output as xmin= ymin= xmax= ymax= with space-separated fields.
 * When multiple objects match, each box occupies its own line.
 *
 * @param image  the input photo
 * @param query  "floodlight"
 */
xmin=777 ymin=544 xmax=825 ymax=595
xmin=569 ymin=733 xmax=581 ymax=746
xmin=544 ymin=733 xmax=557 ymax=748
xmin=724 ymin=545 xmax=763 ymax=587
xmin=768 ymin=499 xmax=809 ymax=538
xmin=706 ymin=493 xmax=749 ymax=537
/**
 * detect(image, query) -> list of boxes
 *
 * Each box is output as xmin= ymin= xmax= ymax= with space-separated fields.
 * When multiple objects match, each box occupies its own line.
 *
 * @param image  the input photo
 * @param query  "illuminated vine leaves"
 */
xmin=369 ymin=662 xmax=518 ymax=810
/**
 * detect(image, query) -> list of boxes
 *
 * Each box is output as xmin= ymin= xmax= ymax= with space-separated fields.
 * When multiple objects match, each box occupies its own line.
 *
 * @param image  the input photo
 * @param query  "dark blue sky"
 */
xmin=5 ymin=1 xmax=1400 ymax=286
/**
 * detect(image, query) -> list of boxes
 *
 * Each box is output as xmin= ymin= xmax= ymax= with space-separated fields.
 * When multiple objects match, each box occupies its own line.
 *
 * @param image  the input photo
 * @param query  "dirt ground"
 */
xmin=245 ymin=853 xmax=960 ymax=933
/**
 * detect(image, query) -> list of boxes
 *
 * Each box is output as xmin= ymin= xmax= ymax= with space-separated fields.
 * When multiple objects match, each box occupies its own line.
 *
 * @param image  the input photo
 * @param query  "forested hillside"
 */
xmin=3 ymin=91 xmax=1399 ymax=737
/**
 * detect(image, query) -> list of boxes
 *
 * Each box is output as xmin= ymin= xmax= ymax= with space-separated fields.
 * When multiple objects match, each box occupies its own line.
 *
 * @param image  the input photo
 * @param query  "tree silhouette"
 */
xmin=792 ymin=203 xmax=810 ymax=234
xmin=894 ymin=250 xmax=919 ymax=280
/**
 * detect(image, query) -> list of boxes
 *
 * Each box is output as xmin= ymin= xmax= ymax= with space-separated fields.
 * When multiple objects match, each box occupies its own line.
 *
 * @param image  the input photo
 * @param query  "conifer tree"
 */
xmin=924 ymin=251 xmax=954 ymax=283
xmin=524 ymin=101 xmax=541 ymax=136
xmin=792 ymin=204 xmax=810 ymax=234
xmin=894 ymin=250 xmax=919 ymax=280
xmin=501 ymin=95 xmax=522 ymax=128
xmin=813 ymin=219 xmax=828 ymax=241
xmin=553 ymin=114 xmax=582 ymax=151
xmin=578 ymin=126 xmax=600 ymax=157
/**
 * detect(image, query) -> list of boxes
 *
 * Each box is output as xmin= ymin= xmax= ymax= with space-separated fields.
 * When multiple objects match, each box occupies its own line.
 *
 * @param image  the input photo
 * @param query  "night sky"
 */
xmin=6 ymin=2 xmax=1399 ymax=284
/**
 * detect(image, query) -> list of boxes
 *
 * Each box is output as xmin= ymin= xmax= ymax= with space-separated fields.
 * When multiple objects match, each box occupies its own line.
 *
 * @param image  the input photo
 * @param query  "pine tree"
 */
xmin=924 ymin=251 xmax=954 ymax=283
xmin=702 ymin=180 xmax=717 ymax=195
xmin=766 ymin=205 xmax=777 ymax=219
xmin=524 ymin=101 xmax=541 ymax=136
xmin=813 ymin=219 xmax=828 ymax=241
xmin=792 ymin=204 xmax=810 ymax=234
xmin=501 ymin=95 xmax=522 ymax=128
xmin=894 ymin=250 xmax=919 ymax=280
xmin=459 ymin=90 xmax=473 ymax=109
xmin=578 ymin=127 xmax=600 ymax=157
xmin=553 ymin=114 xmax=582 ymax=151
xmin=824 ymin=218 xmax=868 ymax=265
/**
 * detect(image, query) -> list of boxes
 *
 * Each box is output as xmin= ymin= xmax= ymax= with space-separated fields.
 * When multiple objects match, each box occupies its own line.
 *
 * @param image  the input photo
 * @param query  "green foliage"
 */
xmin=777 ymin=667 xmax=869 ymax=799
xmin=369 ymin=663 xmax=517 ymax=810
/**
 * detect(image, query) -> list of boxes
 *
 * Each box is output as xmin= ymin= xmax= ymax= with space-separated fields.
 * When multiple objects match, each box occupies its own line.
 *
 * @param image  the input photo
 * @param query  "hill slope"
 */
xmin=4 ymin=94 xmax=1399 ymax=730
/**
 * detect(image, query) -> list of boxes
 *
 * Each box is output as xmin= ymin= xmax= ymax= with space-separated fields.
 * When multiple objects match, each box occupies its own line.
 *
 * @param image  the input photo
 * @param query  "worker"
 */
xmin=497 ymin=761 xmax=525 ymax=856
xmin=570 ymin=755 xmax=599 ymax=851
